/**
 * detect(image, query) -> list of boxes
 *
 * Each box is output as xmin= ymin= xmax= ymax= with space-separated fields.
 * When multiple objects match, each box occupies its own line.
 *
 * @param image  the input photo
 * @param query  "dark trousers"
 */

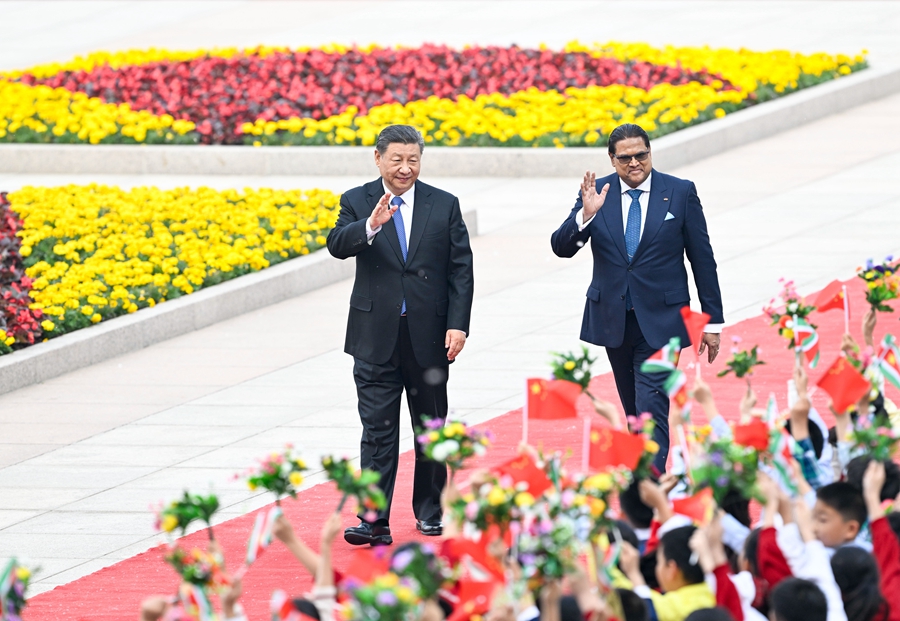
xmin=605 ymin=310 xmax=671 ymax=474
xmin=352 ymin=317 xmax=448 ymax=524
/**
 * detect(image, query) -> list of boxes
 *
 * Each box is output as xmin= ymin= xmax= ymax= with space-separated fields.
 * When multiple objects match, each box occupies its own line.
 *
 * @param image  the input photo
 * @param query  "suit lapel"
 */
xmin=404 ymin=181 xmax=432 ymax=266
xmin=599 ymin=176 xmax=628 ymax=263
xmin=367 ymin=179 xmax=405 ymax=265
xmin=632 ymin=171 xmax=670 ymax=263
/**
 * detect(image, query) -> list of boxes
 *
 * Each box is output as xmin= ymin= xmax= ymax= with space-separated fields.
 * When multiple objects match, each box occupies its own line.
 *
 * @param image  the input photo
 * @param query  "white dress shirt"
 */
xmin=575 ymin=173 xmax=722 ymax=334
xmin=365 ymin=181 xmax=414 ymax=246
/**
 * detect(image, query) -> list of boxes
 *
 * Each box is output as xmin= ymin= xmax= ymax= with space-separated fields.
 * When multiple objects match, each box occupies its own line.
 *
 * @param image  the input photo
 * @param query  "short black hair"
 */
xmin=831 ymin=546 xmax=887 ymax=621
xmin=770 ymin=578 xmax=828 ymax=621
xmin=685 ymin=607 xmax=736 ymax=621
xmin=375 ymin=124 xmax=424 ymax=154
xmin=816 ymin=482 xmax=867 ymax=527
xmin=608 ymin=123 xmax=650 ymax=155
xmin=720 ymin=488 xmax=751 ymax=528
xmin=784 ymin=418 xmax=825 ymax=459
xmin=620 ymin=481 xmax=654 ymax=529
xmin=743 ymin=528 xmax=761 ymax=577
xmin=846 ymin=456 xmax=900 ymax=502
xmin=616 ymin=588 xmax=649 ymax=621
xmin=292 ymin=598 xmax=321 ymax=620
xmin=659 ymin=525 xmax=704 ymax=585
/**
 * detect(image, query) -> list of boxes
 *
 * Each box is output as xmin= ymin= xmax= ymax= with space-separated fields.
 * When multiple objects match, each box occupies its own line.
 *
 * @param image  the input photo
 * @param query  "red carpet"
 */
xmin=28 ymin=276 xmax=898 ymax=620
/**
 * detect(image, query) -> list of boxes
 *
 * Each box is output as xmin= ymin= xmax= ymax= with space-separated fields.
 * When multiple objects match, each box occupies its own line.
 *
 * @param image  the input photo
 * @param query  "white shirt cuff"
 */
xmin=365 ymin=219 xmax=381 ymax=244
xmin=704 ymin=323 xmax=723 ymax=334
xmin=576 ymin=208 xmax=595 ymax=231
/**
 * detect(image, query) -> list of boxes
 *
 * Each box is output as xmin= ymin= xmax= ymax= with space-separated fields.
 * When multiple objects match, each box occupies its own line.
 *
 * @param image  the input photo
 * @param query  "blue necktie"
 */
xmin=391 ymin=196 xmax=408 ymax=315
xmin=624 ymin=189 xmax=642 ymax=310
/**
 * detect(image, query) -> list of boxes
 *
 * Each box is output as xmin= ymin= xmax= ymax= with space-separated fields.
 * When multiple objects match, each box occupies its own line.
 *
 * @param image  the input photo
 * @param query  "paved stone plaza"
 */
xmin=1 ymin=0 xmax=899 ymax=597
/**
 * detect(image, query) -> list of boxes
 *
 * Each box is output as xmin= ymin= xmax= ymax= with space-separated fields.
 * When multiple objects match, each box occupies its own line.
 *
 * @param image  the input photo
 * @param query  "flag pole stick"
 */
xmin=842 ymin=285 xmax=850 ymax=334
xmin=582 ymin=416 xmax=591 ymax=472
xmin=522 ymin=379 xmax=529 ymax=445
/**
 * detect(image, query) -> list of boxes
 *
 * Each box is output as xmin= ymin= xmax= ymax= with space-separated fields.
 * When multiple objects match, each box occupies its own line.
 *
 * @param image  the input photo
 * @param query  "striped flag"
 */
xmin=664 ymin=368 xmax=689 ymax=406
xmin=181 ymin=584 xmax=215 ymax=621
xmin=878 ymin=334 xmax=900 ymax=390
xmin=271 ymin=590 xmax=303 ymax=621
xmin=793 ymin=316 xmax=820 ymax=369
xmin=641 ymin=337 xmax=682 ymax=374
xmin=767 ymin=429 xmax=799 ymax=496
xmin=0 ymin=558 xmax=16 ymax=617
xmin=765 ymin=393 xmax=779 ymax=425
xmin=246 ymin=506 xmax=282 ymax=565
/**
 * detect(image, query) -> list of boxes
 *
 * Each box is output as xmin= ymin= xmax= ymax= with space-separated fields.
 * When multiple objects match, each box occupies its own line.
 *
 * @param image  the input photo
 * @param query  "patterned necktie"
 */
xmin=391 ymin=196 xmax=408 ymax=315
xmin=624 ymin=189 xmax=642 ymax=310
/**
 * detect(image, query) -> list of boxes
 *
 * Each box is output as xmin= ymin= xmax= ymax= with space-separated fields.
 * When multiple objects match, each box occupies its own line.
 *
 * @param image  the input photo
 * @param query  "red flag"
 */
xmin=588 ymin=423 xmax=648 ymax=472
xmin=527 ymin=378 xmax=581 ymax=420
xmin=446 ymin=578 xmax=500 ymax=621
xmin=442 ymin=536 xmax=505 ymax=582
xmin=817 ymin=356 xmax=870 ymax=413
xmin=492 ymin=453 xmax=553 ymax=497
xmin=814 ymin=280 xmax=846 ymax=314
xmin=341 ymin=547 xmax=391 ymax=584
xmin=733 ymin=420 xmax=770 ymax=452
xmin=672 ymin=488 xmax=715 ymax=526
xmin=680 ymin=307 xmax=711 ymax=350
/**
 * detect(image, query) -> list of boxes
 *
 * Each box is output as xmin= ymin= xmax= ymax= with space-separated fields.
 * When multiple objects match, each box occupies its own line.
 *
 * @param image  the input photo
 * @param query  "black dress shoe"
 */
xmin=416 ymin=519 xmax=443 ymax=536
xmin=344 ymin=521 xmax=393 ymax=546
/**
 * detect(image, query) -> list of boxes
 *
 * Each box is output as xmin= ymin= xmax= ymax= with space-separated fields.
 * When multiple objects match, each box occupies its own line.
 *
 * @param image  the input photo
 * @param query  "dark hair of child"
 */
xmin=831 ymin=546 xmax=889 ymax=621
xmin=616 ymin=588 xmax=649 ymax=621
xmin=815 ymin=482 xmax=867 ymax=527
xmin=659 ymin=526 xmax=704 ymax=585
xmin=684 ymin=607 xmax=736 ymax=621
xmin=620 ymin=481 xmax=654 ymax=529
xmin=846 ymin=456 xmax=900 ymax=502
xmin=770 ymin=578 xmax=828 ymax=621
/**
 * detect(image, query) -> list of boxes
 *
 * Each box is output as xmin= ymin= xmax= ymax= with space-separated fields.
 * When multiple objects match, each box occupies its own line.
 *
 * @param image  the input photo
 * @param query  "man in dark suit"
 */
xmin=327 ymin=125 xmax=474 ymax=545
xmin=550 ymin=123 xmax=723 ymax=473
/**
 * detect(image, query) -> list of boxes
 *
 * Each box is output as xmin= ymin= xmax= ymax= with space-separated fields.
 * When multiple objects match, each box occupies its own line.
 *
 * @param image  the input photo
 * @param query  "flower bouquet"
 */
xmin=416 ymin=418 xmax=491 ymax=478
xmin=849 ymin=416 xmax=900 ymax=461
xmin=155 ymin=491 xmax=220 ymax=539
xmin=690 ymin=435 xmax=762 ymax=504
xmin=574 ymin=472 xmax=619 ymax=537
xmin=0 ymin=558 xmax=33 ymax=621
xmin=717 ymin=338 xmax=765 ymax=387
xmin=551 ymin=346 xmax=596 ymax=390
xmin=449 ymin=474 xmax=524 ymax=534
xmin=164 ymin=546 xmax=229 ymax=590
xmin=321 ymin=455 xmax=387 ymax=515
xmin=517 ymin=499 xmax=587 ymax=589
xmin=241 ymin=445 xmax=309 ymax=504
xmin=344 ymin=572 xmax=421 ymax=621
xmin=763 ymin=279 xmax=817 ymax=349
xmin=858 ymin=257 xmax=899 ymax=313
xmin=389 ymin=543 xmax=450 ymax=601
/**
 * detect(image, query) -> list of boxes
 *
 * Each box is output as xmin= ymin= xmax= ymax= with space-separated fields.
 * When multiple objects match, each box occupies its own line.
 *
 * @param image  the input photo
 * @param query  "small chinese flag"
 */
xmin=342 ymin=547 xmax=391 ymax=584
xmin=815 ymin=279 xmax=848 ymax=315
xmin=447 ymin=578 xmax=501 ymax=621
xmin=492 ymin=453 xmax=553 ymax=497
xmin=526 ymin=378 xmax=581 ymax=420
xmin=442 ymin=535 xmax=506 ymax=582
xmin=672 ymin=487 xmax=716 ymax=526
xmin=680 ymin=307 xmax=711 ymax=350
xmin=588 ymin=423 xmax=648 ymax=472
xmin=817 ymin=356 xmax=871 ymax=413
xmin=733 ymin=419 xmax=771 ymax=452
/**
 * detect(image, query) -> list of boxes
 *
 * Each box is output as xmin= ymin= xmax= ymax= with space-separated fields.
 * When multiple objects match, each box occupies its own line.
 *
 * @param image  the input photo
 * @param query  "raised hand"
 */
xmin=863 ymin=307 xmax=877 ymax=348
xmin=580 ymin=171 xmax=610 ymax=220
xmin=367 ymin=192 xmax=398 ymax=230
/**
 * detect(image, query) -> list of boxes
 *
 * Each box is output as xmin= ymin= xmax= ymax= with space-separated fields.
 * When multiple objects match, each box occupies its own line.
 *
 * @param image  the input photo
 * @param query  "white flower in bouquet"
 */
xmin=431 ymin=440 xmax=460 ymax=463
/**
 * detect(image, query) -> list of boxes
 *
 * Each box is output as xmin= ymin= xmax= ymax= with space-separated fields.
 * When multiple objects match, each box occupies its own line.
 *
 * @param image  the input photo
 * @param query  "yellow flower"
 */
xmin=714 ymin=108 xmax=726 ymax=118
xmin=514 ymin=491 xmax=535 ymax=507
xmin=783 ymin=328 xmax=794 ymax=340
xmin=41 ymin=320 xmax=55 ymax=331
xmin=248 ymin=480 xmax=258 ymax=491
xmin=91 ymin=313 xmax=102 ymax=323
xmin=428 ymin=431 xmax=440 ymax=442
xmin=589 ymin=497 xmax=607 ymax=518
xmin=396 ymin=586 xmax=415 ymax=603
xmin=289 ymin=471 xmax=304 ymax=487
xmin=487 ymin=486 xmax=508 ymax=506
xmin=161 ymin=514 xmax=179 ymax=532
xmin=294 ymin=459 xmax=306 ymax=469
xmin=645 ymin=440 xmax=660 ymax=454
xmin=584 ymin=473 xmax=614 ymax=491
xmin=15 ymin=566 xmax=31 ymax=581
xmin=563 ymin=360 xmax=576 ymax=371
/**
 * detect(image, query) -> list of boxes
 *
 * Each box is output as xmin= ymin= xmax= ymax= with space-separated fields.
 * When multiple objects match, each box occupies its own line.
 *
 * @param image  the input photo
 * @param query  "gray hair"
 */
xmin=375 ymin=125 xmax=425 ymax=154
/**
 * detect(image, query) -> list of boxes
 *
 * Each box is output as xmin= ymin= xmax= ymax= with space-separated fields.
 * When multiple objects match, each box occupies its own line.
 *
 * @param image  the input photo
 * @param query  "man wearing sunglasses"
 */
xmin=550 ymin=123 xmax=723 ymax=474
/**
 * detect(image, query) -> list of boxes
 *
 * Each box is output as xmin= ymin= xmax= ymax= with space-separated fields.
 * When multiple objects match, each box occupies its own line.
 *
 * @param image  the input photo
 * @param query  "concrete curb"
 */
xmin=0 ymin=210 xmax=478 ymax=395
xmin=0 ymin=66 xmax=898 ymax=177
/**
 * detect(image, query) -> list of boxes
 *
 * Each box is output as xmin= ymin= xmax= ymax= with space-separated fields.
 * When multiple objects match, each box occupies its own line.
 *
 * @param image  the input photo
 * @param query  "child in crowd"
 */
xmin=812 ymin=483 xmax=867 ymax=550
xmin=769 ymin=578 xmax=828 ymax=621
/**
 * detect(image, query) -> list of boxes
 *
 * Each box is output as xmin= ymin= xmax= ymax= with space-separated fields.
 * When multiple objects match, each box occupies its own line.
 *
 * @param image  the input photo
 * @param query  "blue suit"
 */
xmin=551 ymin=169 xmax=723 ymax=472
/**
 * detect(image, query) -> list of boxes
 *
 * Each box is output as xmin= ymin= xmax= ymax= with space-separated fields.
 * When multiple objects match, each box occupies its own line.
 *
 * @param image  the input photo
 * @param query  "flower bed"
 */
xmin=0 ymin=185 xmax=340 ymax=353
xmin=0 ymin=42 xmax=865 ymax=147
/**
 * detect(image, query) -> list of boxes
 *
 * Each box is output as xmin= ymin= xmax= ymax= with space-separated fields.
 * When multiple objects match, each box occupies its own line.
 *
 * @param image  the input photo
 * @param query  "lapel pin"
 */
xmin=663 ymin=197 xmax=669 ymax=201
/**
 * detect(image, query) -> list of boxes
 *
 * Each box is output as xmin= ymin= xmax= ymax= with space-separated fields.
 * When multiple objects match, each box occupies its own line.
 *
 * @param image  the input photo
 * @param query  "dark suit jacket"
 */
xmin=550 ymin=169 xmax=723 ymax=350
xmin=327 ymin=178 xmax=474 ymax=369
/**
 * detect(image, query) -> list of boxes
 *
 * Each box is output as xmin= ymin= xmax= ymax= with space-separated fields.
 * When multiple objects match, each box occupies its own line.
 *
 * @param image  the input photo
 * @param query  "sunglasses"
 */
xmin=611 ymin=150 xmax=650 ymax=164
